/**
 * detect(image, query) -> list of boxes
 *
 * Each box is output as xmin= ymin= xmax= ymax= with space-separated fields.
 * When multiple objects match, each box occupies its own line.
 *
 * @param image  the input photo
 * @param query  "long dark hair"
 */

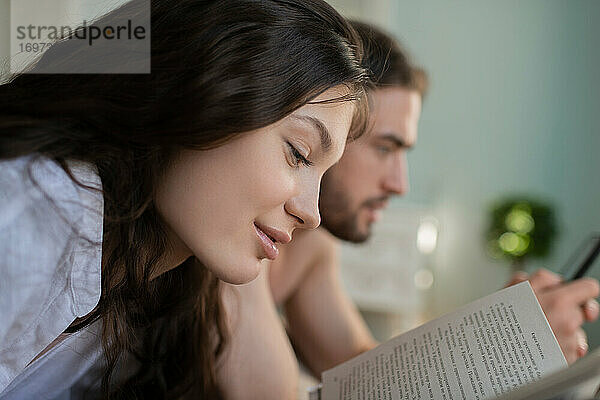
xmin=0 ymin=0 xmax=368 ymax=398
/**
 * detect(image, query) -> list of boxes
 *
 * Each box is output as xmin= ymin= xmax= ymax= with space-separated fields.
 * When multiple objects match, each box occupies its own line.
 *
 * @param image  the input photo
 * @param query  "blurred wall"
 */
xmin=330 ymin=0 xmax=600 ymax=344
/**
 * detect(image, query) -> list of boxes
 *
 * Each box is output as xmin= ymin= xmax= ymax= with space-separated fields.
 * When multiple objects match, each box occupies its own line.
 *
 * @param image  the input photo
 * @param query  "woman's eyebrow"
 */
xmin=290 ymin=115 xmax=332 ymax=153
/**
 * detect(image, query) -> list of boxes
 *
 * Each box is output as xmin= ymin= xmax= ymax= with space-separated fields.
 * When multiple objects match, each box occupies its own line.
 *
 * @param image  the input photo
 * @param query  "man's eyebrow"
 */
xmin=290 ymin=115 xmax=332 ymax=153
xmin=377 ymin=133 xmax=413 ymax=149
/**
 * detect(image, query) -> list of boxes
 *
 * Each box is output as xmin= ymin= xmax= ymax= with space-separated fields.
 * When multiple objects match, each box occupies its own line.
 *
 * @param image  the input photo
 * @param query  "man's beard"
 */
xmin=320 ymin=177 xmax=372 ymax=244
xmin=321 ymin=206 xmax=371 ymax=244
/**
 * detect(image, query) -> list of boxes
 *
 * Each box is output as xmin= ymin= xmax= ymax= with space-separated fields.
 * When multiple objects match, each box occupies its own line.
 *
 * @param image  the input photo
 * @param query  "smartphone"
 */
xmin=561 ymin=234 xmax=600 ymax=281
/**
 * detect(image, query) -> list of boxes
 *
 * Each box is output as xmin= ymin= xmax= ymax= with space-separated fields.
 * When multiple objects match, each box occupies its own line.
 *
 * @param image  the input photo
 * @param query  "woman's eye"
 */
xmin=287 ymin=141 xmax=313 ymax=168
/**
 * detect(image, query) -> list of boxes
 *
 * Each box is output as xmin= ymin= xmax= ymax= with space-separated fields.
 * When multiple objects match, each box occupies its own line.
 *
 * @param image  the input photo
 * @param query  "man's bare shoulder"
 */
xmin=270 ymin=227 xmax=339 ymax=304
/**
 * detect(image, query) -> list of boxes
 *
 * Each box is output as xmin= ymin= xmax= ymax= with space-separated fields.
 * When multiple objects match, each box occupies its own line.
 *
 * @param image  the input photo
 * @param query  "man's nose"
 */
xmin=381 ymin=153 xmax=409 ymax=195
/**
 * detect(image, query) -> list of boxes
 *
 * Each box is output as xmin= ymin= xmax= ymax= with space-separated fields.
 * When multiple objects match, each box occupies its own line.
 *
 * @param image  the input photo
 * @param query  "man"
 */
xmin=216 ymin=21 xmax=600 ymax=399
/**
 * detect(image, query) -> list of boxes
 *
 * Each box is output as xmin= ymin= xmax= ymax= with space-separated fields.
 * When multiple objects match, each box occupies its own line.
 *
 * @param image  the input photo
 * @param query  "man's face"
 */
xmin=320 ymin=87 xmax=422 ymax=243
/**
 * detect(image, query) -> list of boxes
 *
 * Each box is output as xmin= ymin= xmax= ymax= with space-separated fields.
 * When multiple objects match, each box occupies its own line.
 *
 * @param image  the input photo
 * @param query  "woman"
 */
xmin=0 ymin=0 xmax=368 ymax=398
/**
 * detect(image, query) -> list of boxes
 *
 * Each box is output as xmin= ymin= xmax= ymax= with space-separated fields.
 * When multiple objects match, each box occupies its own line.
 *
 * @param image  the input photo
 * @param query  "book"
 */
xmin=315 ymin=282 xmax=570 ymax=400
xmin=493 ymin=345 xmax=600 ymax=400
xmin=311 ymin=350 xmax=600 ymax=400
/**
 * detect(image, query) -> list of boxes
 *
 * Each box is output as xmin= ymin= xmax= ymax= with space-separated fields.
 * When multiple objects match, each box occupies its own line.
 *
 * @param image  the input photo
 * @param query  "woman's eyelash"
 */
xmin=286 ymin=141 xmax=313 ymax=167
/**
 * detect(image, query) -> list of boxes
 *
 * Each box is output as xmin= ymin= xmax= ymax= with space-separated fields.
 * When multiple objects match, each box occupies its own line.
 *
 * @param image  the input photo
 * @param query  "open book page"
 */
xmin=321 ymin=282 xmax=567 ymax=400
xmin=492 ymin=346 xmax=600 ymax=400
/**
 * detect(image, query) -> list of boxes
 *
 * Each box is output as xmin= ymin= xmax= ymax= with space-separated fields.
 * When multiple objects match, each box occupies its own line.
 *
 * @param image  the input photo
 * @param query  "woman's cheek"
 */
xmin=261 ymin=169 xmax=298 ymax=211
xmin=243 ymin=150 xmax=299 ymax=212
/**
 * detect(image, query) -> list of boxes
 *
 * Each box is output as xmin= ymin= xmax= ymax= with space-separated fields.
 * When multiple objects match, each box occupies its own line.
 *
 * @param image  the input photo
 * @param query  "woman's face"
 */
xmin=156 ymin=87 xmax=355 ymax=284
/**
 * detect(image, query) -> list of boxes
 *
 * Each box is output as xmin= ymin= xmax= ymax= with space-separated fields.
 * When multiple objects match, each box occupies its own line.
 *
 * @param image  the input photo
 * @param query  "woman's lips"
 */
xmin=254 ymin=223 xmax=279 ymax=260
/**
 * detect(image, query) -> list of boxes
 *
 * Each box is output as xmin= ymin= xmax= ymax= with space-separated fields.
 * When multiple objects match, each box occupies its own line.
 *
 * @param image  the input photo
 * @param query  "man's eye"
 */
xmin=375 ymin=144 xmax=393 ymax=154
xmin=287 ymin=141 xmax=313 ymax=167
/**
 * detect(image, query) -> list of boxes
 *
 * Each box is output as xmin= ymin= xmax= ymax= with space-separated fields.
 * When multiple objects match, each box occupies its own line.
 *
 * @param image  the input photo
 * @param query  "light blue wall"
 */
xmin=380 ymin=1 xmax=600 ymax=343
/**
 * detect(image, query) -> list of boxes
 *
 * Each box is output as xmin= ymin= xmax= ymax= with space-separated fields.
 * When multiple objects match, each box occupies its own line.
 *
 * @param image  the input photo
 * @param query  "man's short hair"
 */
xmin=351 ymin=20 xmax=428 ymax=97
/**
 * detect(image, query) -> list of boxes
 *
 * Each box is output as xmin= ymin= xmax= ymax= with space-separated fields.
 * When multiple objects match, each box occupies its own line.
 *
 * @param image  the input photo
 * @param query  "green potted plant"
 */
xmin=486 ymin=197 xmax=557 ymax=272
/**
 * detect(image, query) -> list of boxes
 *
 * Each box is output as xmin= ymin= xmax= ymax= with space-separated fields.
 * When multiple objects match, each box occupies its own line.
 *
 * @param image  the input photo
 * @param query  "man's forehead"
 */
xmin=371 ymin=86 xmax=421 ymax=105
xmin=367 ymin=87 xmax=421 ymax=146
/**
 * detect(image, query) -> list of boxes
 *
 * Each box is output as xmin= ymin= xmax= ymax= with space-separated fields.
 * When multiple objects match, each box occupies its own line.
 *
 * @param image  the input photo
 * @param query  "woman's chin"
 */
xmin=214 ymin=258 xmax=262 ymax=285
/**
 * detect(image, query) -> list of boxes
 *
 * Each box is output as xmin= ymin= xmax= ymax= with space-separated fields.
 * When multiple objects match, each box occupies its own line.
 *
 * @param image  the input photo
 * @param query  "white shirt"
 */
xmin=0 ymin=155 xmax=104 ymax=398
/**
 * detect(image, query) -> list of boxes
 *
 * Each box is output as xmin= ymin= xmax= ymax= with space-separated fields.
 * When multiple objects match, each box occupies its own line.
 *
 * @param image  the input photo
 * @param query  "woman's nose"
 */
xmin=284 ymin=181 xmax=321 ymax=230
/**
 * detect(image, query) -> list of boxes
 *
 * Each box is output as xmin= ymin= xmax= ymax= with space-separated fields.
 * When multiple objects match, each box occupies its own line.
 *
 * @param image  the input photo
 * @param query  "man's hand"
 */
xmin=506 ymin=269 xmax=600 ymax=364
